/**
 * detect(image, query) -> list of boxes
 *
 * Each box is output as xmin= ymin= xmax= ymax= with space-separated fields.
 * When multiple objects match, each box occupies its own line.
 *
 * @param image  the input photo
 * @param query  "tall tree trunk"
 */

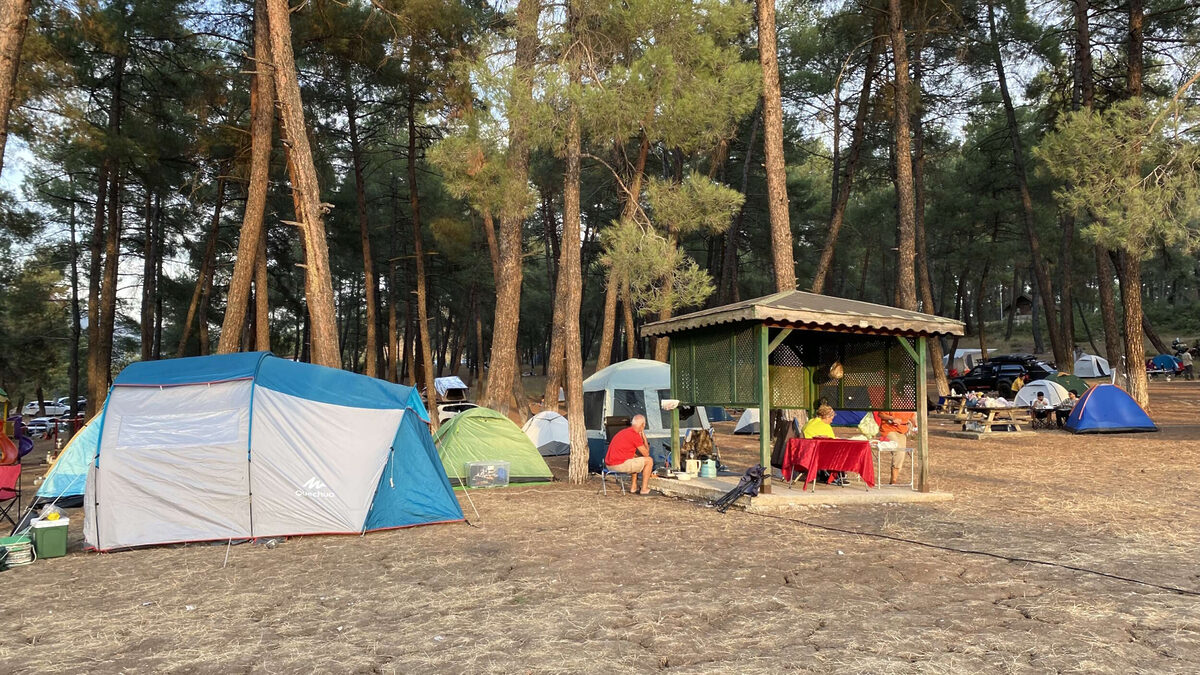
xmin=563 ymin=20 xmax=588 ymax=483
xmin=387 ymin=260 xmax=399 ymax=382
xmin=1004 ymin=266 xmax=1018 ymax=340
xmin=756 ymin=0 xmax=796 ymax=291
xmin=346 ymin=81 xmax=378 ymax=377
xmin=0 ymin=0 xmax=31 ymax=179
xmin=140 ymin=189 xmax=157 ymax=361
xmin=68 ymin=178 xmax=82 ymax=425
xmin=1117 ymin=253 xmax=1148 ymax=405
xmin=95 ymin=56 xmax=126 ymax=410
xmin=219 ymin=0 xmax=274 ymax=354
xmin=1096 ymin=247 xmax=1121 ymax=363
xmin=1127 ymin=0 xmax=1143 ymax=98
xmin=987 ymin=0 xmax=1068 ymax=366
xmin=721 ymin=110 xmax=760 ymax=303
xmin=909 ymin=33 xmax=948 ymax=397
xmin=86 ymin=160 xmax=109 ymax=409
xmin=254 ymin=226 xmax=270 ymax=350
xmin=622 ymin=277 xmax=636 ymax=359
xmin=481 ymin=0 xmax=537 ymax=413
xmin=178 ymin=176 xmax=226 ymax=356
xmin=543 ymin=191 xmax=566 ymax=409
xmin=812 ymin=17 xmax=882 ymax=294
xmin=886 ymin=0 xmax=917 ymax=310
xmin=596 ymin=277 xmax=618 ymax=370
xmin=153 ymin=196 xmax=164 ymax=358
xmin=265 ymin=0 xmax=339 ymax=368
xmin=407 ymin=96 xmax=438 ymax=428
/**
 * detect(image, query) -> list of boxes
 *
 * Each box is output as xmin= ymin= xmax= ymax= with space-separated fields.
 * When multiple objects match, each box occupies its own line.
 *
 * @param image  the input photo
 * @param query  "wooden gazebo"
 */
xmin=642 ymin=290 xmax=965 ymax=492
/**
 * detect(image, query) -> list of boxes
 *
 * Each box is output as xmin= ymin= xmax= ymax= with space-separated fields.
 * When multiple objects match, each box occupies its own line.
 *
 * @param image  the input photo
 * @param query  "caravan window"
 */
xmin=658 ymin=390 xmax=701 ymax=429
xmin=583 ymin=391 xmax=605 ymax=430
xmin=612 ymin=389 xmax=646 ymax=421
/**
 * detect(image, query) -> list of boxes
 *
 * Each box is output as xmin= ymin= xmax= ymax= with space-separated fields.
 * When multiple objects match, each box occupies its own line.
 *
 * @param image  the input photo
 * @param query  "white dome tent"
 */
xmin=582 ymin=359 xmax=710 ymax=470
xmin=733 ymin=408 xmax=760 ymax=435
xmin=1013 ymin=379 xmax=1070 ymax=407
xmin=523 ymin=411 xmax=570 ymax=456
xmin=1074 ymin=354 xmax=1111 ymax=378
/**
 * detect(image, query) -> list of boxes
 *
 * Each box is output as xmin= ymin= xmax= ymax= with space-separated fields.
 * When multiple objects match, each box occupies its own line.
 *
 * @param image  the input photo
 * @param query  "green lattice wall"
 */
xmin=669 ymin=325 xmax=918 ymax=412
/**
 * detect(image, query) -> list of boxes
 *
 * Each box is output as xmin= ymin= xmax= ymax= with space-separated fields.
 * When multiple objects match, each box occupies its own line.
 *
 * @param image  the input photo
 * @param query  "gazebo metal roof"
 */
xmin=642 ymin=290 xmax=965 ymax=338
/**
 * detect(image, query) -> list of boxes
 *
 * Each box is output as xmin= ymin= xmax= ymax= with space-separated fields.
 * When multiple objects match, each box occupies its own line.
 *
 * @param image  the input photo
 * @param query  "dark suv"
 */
xmin=949 ymin=354 xmax=1055 ymax=396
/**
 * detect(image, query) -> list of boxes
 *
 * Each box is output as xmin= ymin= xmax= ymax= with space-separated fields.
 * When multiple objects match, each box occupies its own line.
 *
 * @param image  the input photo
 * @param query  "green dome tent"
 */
xmin=1045 ymin=372 xmax=1089 ymax=396
xmin=433 ymin=407 xmax=553 ymax=486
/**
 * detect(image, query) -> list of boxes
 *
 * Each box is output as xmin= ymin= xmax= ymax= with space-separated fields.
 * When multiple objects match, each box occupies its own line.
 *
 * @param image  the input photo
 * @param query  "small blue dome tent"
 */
xmin=1064 ymin=384 xmax=1158 ymax=434
xmin=82 ymin=352 xmax=463 ymax=551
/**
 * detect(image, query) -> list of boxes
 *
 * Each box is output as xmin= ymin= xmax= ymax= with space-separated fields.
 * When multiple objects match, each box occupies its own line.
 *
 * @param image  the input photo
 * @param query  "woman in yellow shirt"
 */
xmin=801 ymin=404 xmax=836 ymax=439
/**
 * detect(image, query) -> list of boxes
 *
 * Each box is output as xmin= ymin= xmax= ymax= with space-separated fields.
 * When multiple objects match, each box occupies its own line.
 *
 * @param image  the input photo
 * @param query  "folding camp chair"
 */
xmin=598 ymin=467 xmax=628 ymax=496
xmin=0 ymin=464 xmax=20 ymax=530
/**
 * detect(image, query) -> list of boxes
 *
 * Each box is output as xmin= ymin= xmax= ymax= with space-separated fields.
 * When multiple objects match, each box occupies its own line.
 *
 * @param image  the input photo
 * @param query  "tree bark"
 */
xmin=0 ymin=0 xmax=31 ymax=179
xmin=987 ymin=0 xmax=1068 ymax=366
xmin=563 ymin=21 xmax=588 ymax=483
xmin=140 ymin=189 xmax=157 ymax=361
xmin=178 ymin=176 xmax=226 ymax=356
xmin=346 ymin=80 xmax=378 ymax=377
xmin=254 ymin=225 xmax=270 ymax=350
xmin=265 ymin=0 xmax=339 ymax=368
xmin=1116 ymin=253 xmax=1149 ymax=406
xmin=812 ymin=18 xmax=881 ymax=294
xmin=596 ymin=276 xmax=618 ymax=370
xmin=95 ymin=56 xmax=125 ymax=410
xmin=219 ymin=0 xmax=275 ymax=354
xmin=67 ymin=179 xmax=82 ymax=425
xmin=721 ymin=110 xmax=760 ymax=303
xmin=756 ymin=0 xmax=796 ymax=291
xmin=86 ymin=160 xmax=109 ymax=409
xmin=1127 ymin=0 xmax=1143 ymax=98
xmin=622 ymin=276 xmax=636 ymax=359
xmin=481 ymin=0 xmax=538 ymax=413
xmin=408 ymin=94 xmax=438 ymax=428
xmin=886 ymin=0 xmax=917 ymax=311
xmin=1095 ymin=246 xmax=1121 ymax=363
xmin=1140 ymin=314 xmax=1169 ymax=355
xmin=909 ymin=36 xmax=948 ymax=397
xmin=542 ymin=190 xmax=566 ymax=409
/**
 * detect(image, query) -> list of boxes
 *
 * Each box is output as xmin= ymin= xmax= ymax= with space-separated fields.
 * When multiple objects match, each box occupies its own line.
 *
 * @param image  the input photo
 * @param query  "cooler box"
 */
xmin=465 ymin=460 xmax=510 ymax=488
xmin=31 ymin=517 xmax=69 ymax=559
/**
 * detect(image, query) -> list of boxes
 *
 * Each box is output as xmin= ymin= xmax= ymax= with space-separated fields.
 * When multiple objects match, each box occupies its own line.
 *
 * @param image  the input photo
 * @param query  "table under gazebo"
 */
xmin=642 ymin=290 xmax=965 ymax=493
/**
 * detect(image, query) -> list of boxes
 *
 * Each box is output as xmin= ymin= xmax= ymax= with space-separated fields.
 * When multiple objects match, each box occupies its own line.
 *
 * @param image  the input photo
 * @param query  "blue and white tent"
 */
xmin=35 ymin=413 xmax=103 ymax=504
xmin=1064 ymin=384 xmax=1158 ymax=434
xmin=83 ymin=352 xmax=463 ymax=551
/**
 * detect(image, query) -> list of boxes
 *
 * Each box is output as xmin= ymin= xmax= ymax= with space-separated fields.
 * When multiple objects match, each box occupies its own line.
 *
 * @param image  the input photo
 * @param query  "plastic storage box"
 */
xmin=31 ymin=517 xmax=69 ymax=559
xmin=465 ymin=460 xmax=510 ymax=488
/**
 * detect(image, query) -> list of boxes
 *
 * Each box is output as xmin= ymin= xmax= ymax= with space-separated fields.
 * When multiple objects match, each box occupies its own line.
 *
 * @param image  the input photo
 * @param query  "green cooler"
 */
xmin=31 ymin=518 xmax=69 ymax=559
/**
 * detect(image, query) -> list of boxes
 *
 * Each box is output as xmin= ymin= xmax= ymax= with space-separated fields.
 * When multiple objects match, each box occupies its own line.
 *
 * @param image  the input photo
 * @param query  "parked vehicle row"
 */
xmin=21 ymin=396 xmax=87 ymax=417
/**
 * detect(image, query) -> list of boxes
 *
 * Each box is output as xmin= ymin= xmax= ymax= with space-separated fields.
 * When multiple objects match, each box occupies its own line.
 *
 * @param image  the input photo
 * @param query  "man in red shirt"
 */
xmin=605 ymin=414 xmax=653 ymax=495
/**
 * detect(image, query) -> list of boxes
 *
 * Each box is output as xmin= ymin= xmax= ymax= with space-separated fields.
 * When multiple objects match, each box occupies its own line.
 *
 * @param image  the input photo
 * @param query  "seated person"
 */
xmin=877 ymin=410 xmax=916 ymax=485
xmin=1032 ymin=391 xmax=1052 ymax=409
xmin=1056 ymin=390 xmax=1079 ymax=428
xmin=801 ymin=404 xmax=836 ymax=439
xmin=604 ymin=414 xmax=654 ymax=495
xmin=801 ymin=405 xmax=845 ymax=485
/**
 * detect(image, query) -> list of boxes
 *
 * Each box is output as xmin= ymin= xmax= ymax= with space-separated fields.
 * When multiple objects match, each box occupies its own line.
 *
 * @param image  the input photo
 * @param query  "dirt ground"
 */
xmin=2 ymin=382 xmax=1199 ymax=673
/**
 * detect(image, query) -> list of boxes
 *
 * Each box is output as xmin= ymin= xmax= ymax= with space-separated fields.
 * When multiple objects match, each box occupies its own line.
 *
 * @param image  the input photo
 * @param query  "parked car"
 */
xmin=26 ymin=417 xmax=71 ymax=439
xmin=22 ymin=397 xmax=86 ymax=417
xmin=949 ymin=354 xmax=1056 ymax=397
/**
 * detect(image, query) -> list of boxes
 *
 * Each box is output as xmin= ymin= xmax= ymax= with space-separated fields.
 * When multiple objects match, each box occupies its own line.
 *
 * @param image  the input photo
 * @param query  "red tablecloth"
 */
xmin=782 ymin=438 xmax=875 ymax=490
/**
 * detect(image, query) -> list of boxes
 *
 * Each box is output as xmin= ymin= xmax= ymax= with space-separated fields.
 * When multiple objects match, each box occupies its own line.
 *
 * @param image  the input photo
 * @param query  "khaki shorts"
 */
xmin=880 ymin=431 xmax=908 ymax=470
xmin=607 ymin=456 xmax=649 ymax=474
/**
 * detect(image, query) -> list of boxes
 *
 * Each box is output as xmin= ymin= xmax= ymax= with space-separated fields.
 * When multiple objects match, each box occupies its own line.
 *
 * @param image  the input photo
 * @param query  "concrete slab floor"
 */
xmin=646 ymin=474 xmax=953 ymax=513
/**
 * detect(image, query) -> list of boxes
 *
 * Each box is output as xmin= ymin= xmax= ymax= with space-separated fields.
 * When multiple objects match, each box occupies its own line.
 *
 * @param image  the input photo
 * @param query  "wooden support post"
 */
xmin=671 ymin=406 xmax=680 ymax=470
xmin=759 ymin=324 xmax=772 ymax=493
xmin=766 ymin=327 xmax=793 ymax=354
xmin=917 ymin=335 xmax=930 ymax=492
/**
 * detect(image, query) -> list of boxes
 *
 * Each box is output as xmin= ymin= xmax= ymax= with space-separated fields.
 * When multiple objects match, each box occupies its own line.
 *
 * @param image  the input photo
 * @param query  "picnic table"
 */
xmin=962 ymin=405 xmax=1031 ymax=433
